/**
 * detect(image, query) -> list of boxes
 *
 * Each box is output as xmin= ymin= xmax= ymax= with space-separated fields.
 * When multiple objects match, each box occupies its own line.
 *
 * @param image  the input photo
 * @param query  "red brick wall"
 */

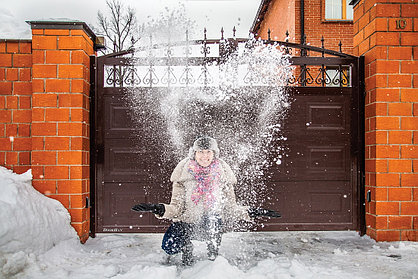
xmin=0 ymin=22 xmax=95 ymax=243
xmin=353 ymin=0 xmax=417 ymax=241
xmin=0 ymin=40 xmax=32 ymax=174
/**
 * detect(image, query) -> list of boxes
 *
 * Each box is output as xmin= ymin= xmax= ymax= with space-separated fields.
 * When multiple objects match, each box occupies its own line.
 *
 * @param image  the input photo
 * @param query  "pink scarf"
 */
xmin=188 ymin=159 xmax=221 ymax=209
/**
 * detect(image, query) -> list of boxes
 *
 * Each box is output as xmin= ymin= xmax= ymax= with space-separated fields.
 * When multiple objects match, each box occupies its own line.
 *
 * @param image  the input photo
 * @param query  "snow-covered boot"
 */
xmin=181 ymin=243 xmax=194 ymax=266
xmin=207 ymin=241 xmax=219 ymax=261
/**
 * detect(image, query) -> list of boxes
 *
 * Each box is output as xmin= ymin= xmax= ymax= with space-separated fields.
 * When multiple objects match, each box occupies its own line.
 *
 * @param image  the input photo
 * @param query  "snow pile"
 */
xmin=0 ymin=167 xmax=78 ymax=277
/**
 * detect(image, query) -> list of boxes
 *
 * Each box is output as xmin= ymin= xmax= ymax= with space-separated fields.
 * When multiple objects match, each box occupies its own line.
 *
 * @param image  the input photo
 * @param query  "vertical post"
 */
xmin=29 ymin=21 xmax=96 ymax=242
xmin=89 ymin=54 xmax=97 ymax=238
xmin=202 ymin=28 xmax=209 ymax=87
xmin=353 ymin=1 xmax=417 ymax=241
xmin=321 ymin=36 xmax=325 ymax=87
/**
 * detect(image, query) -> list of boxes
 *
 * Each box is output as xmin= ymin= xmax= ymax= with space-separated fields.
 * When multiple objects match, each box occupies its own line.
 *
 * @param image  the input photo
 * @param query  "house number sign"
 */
xmin=396 ymin=19 xmax=407 ymax=29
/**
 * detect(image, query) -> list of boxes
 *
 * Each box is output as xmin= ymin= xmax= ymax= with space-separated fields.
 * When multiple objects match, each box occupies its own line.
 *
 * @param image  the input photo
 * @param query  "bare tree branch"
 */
xmin=95 ymin=0 xmax=140 ymax=53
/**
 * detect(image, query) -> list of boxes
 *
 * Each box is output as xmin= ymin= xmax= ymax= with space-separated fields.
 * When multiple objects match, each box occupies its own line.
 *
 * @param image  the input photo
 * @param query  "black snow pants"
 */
xmin=161 ymin=215 xmax=223 ymax=258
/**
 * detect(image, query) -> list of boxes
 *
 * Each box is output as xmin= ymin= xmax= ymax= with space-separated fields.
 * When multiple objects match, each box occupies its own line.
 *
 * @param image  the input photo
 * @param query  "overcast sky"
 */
xmin=0 ymin=0 xmax=262 ymax=40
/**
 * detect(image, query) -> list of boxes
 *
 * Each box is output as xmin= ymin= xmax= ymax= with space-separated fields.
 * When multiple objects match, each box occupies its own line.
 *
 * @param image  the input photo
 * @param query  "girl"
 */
xmin=132 ymin=136 xmax=280 ymax=265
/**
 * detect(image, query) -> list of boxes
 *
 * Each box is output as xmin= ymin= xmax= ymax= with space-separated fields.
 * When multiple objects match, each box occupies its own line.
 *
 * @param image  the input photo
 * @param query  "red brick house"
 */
xmin=251 ymin=0 xmax=354 ymax=54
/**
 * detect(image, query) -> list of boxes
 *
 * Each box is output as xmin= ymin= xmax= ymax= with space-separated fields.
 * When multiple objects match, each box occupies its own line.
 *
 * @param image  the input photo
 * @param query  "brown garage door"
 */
xmin=91 ymin=39 xmax=364 ymax=234
xmin=95 ymin=87 xmax=175 ymax=233
xmin=261 ymin=87 xmax=361 ymax=231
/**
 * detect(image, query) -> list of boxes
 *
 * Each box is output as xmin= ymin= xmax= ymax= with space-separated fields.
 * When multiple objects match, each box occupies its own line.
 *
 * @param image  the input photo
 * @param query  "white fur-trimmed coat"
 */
xmin=157 ymin=157 xmax=251 ymax=224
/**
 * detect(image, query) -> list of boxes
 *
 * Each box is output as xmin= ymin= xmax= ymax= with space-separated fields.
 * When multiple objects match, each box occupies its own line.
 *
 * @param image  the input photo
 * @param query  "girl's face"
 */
xmin=195 ymin=150 xmax=214 ymax=167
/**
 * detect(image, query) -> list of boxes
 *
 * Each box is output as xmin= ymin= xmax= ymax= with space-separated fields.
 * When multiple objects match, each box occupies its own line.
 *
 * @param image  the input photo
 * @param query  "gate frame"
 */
xmin=89 ymin=36 xmax=365 ymax=237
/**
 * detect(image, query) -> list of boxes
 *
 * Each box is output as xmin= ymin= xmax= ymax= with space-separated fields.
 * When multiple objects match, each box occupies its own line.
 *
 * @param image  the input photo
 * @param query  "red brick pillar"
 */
xmin=0 ymin=40 xmax=32 ymax=174
xmin=29 ymin=21 xmax=95 ymax=242
xmin=353 ymin=1 xmax=417 ymax=241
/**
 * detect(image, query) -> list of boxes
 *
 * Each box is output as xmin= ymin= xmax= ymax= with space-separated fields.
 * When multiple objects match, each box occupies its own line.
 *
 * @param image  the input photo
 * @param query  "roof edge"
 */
xmin=250 ymin=0 xmax=273 ymax=35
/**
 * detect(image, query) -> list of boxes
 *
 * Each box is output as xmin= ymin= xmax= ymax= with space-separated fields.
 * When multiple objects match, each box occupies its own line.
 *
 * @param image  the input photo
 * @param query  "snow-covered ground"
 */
xmin=17 ymin=231 xmax=417 ymax=279
xmin=1 ymin=167 xmax=418 ymax=279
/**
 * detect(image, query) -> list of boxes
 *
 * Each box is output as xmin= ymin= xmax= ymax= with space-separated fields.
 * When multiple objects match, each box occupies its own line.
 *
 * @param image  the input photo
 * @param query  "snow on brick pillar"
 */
xmin=353 ymin=0 xmax=417 ymax=241
xmin=29 ymin=21 xmax=95 ymax=242
xmin=0 ymin=40 xmax=33 ymax=175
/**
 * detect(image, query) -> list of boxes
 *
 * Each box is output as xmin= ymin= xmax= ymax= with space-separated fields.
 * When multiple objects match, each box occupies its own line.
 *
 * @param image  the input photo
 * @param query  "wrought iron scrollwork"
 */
xmin=179 ymin=67 xmax=195 ymax=85
xmin=243 ymin=63 xmax=260 ymax=85
xmin=198 ymin=65 xmax=213 ymax=85
xmin=106 ymin=66 xmax=120 ymax=86
xmin=287 ymin=66 xmax=351 ymax=86
xmin=331 ymin=68 xmax=349 ymax=86
xmin=315 ymin=67 xmax=331 ymax=86
xmin=284 ymin=30 xmax=292 ymax=55
xmin=143 ymin=65 xmax=159 ymax=86
xmin=161 ymin=67 xmax=177 ymax=85
xmin=201 ymin=28 xmax=211 ymax=56
xmin=201 ymin=44 xmax=211 ymax=56
xmin=102 ymin=29 xmax=354 ymax=88
xmin=179 ymin=30 xmax=195 ymax=86
xmin=124 ymin=67 xmax=141 ymax=86
xmin=106 ymin=66 xmax=130 ymax=86
xmin=298 ymin=67 xmax=314 ymax=85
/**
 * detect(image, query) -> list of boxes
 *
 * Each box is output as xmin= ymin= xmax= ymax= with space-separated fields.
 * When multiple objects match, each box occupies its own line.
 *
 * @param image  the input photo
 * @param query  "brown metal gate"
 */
xmin=90 ymin=35 xmax=365 ymax=235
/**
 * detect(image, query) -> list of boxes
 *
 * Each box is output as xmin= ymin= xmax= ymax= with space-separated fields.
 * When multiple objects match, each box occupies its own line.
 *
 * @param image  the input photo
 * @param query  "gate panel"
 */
xmin=261 ymin=87 xmax=356 ymax=230
xmin=92 ymin=37 xmax=363 ymax=234
xmin=96 ymin=88 xmax=173 ymax=233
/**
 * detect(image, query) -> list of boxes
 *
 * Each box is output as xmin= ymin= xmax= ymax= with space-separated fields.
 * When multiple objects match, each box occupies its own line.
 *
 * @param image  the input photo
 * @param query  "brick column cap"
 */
xmin=26 ymin=19 xmax=104 ymax=50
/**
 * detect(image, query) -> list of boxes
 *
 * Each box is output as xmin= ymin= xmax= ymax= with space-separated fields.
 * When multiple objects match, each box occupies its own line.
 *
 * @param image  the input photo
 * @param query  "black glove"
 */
xmin=131 ymin=203 xmax=165 ymax=217
xmin=248 ymin=207 xmax=281 ymax=218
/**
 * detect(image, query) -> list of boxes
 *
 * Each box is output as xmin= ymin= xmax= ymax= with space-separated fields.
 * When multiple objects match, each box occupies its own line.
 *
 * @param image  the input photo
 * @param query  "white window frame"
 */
xmin=325 ymin=0 xmax=353 ymax=20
